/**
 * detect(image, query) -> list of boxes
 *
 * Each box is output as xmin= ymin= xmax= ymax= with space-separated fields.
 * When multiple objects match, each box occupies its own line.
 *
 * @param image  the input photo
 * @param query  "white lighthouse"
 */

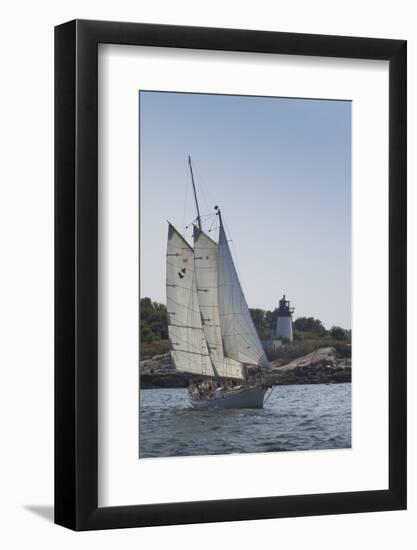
xmin=276 ymin=294 xmax=294 ymax=341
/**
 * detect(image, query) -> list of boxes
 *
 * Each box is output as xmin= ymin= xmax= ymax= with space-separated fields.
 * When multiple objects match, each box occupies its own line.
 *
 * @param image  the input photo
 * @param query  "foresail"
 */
xmin=194 ymin=226 xmax=245 ymax=380
xmin=217 ymin=221 xmax=270 ymax=368
xmin=166 ymin=224 xmax=215 ymax=377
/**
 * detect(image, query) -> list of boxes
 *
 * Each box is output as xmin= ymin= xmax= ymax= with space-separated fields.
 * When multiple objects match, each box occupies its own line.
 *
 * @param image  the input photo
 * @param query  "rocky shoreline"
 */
xmin=140 ymin=347 xmax=351 ymax=389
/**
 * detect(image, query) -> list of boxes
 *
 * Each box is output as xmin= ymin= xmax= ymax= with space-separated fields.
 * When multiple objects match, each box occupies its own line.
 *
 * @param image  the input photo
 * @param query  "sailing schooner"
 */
xmin=166 ymin=158 xmax=272 ymax=409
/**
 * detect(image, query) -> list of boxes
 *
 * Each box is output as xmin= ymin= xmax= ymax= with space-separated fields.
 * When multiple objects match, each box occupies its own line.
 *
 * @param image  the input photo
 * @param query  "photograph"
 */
xmin=139 ymin=90 xmax=352 ymax=459
xmin=0 ymin=2 xmax=409 ymax=541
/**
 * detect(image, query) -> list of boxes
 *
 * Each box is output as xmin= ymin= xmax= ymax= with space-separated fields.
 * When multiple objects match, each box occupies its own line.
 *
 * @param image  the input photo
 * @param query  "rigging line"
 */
xmin=181 ymin=160 xmax=190 ymax=235
xmin=177 ymin=213 xmax=217 ymax=236
xmin=218 ymin=243 xmax=233 ymax=339
xmin=169 ymin=324 xmax=204 ymax=352
xmin=263 ymin=385 xmax=276 ymax=405
xmin=207 ymin=214 xmax=218 ymax=238
xmin=195 ymin=233 xmax=223 ymax=350
xmin=182 ymin=213 xmax=216 ymax=227
xmin=221 ymin=223 xmax=238 ymax=360
xmin=169 ymin=317 xmax=205 ymax=329
xmin=188 ymin=156 xmax=202 ymax=231
xmin=233 ymin=316 xmax=263 ymax=360
xmin=198 ymin=213 xmax=216 ymax=219
xmin=167 ymin=286 xmax=196 ymax=321
xmin=193 ymin=262 xmax=216 ymax=376
xmin=187 ymin=267 xmax=198 ymax=372
xmin=171 ymin=348 xmax=209 ymax=358
xmin=191 ymin=161 xmax=214 ymax=217
xmin=222 ymin=312 xmax=255 ymax=345
xmin=166 ymin=283 xmax=203 ymax=293
xmin=221 ymin=331 xmax=263 ymax=338
xmin=167 ymin=296 xmax=201 ymax=315
xmin=233 ymin=286 xmax=264 ymax=348
xmin=221 ymin=216 xmax=246 ymax=289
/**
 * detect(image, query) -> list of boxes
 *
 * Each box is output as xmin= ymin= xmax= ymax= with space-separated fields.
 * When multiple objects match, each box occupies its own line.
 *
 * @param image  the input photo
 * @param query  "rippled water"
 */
xmin=139 ymin=383 xmax=351 ymax=458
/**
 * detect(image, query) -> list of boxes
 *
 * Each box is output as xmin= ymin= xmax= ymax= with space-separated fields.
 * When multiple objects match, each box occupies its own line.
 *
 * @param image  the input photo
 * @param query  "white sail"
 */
xmin=217 ymin=219 xmax=270 ymax=368
xmin=166 ymin=224 xmax=215 ymax=377
xmin=194 ymin=226 xmax=245 ymax=380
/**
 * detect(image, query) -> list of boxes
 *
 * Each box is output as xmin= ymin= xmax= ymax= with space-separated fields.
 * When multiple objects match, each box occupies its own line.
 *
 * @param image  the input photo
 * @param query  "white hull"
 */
xmin=189 ymin=385 xmax=268 ymax=410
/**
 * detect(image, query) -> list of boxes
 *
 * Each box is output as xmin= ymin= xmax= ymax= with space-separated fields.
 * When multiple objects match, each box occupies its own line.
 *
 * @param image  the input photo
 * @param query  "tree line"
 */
xmin=140 ymin=297 xmax=350 ymax=343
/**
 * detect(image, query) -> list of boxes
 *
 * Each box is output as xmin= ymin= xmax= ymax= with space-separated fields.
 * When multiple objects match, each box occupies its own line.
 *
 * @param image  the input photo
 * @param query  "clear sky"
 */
xmin=140 ymin=91 xmax=351 ymax=330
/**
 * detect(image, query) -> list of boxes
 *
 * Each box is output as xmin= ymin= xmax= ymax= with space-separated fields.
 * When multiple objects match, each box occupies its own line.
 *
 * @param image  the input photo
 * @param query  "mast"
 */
xmin=215 ymin=204 xmax=221 ymax=225
xmin=188 ymin=155 xmax=202 ymax=230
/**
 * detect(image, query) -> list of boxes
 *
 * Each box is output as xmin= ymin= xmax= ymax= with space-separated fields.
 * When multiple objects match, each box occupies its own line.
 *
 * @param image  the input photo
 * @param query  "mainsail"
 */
xmin=166 ymin=224 xmax=215 ymax=377
xmin=193 ymin=226 xmax=245 ymax=379
xmin=217 ymin=218 xmax=270 ymax=368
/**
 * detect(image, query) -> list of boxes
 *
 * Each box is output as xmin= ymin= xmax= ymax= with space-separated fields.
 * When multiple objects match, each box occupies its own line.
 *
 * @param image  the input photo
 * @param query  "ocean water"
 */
xmin=139 ymin=383 xmax=351 ymax=458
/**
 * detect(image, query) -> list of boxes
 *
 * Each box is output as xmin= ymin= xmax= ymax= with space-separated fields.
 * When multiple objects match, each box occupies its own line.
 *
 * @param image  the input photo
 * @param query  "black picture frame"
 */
xmin=55 ymin=19 xmax=407 ymax=531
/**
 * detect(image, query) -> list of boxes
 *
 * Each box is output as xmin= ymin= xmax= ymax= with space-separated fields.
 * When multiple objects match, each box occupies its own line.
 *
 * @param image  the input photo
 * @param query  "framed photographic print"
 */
xmin=55 ymin=20 xmax=406 ymax=530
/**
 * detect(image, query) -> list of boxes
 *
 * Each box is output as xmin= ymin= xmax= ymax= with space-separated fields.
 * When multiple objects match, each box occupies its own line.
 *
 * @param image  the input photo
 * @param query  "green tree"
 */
xmin=250 ymin=307 xmax=278 ymax=340
xmin=250 ymin=308 xmax=265 ymax=328
xmin=265 ymin=309 xmax=278 ymax=332
xmin=293 ymin=316 xmax=327 ymax=336
xmin=329 ymin=326 xmax=347 ymax=340
xmin=140 ymin=321 xmax=157 ymax=342
xmin=140 ymin=298 xmax=168 ymax=341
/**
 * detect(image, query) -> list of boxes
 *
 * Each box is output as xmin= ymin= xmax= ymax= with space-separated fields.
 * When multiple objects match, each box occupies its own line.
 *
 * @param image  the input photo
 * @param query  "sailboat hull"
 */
xmin=189 ymin=385 xmax=268 ymax=410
